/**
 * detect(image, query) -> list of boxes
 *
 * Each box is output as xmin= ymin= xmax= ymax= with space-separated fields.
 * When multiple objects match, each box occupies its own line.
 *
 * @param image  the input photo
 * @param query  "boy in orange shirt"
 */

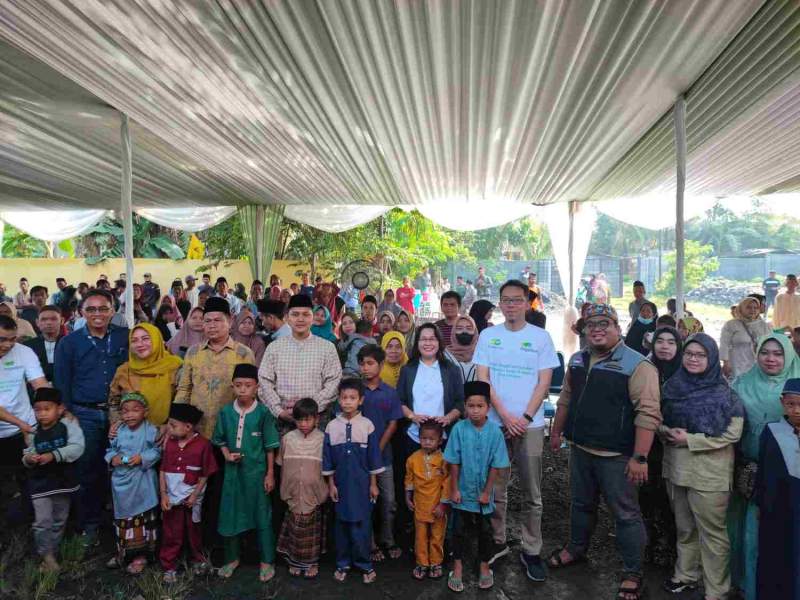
xmin=404 ymin=420 xmax=450 ymax=580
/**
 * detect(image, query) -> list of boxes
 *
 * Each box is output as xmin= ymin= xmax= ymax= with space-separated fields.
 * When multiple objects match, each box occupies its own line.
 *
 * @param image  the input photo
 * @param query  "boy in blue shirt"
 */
xmin=444 ymin=380 xmax=510 ymax=592
xmin=323 ymin=378 xmax=384 ymax=583
xmin=357 ymin=344 xmax=404 ymax=561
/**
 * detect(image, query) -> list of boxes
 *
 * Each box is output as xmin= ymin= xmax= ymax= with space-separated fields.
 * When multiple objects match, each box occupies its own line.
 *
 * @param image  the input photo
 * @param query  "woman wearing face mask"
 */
xmin=660 ymin=333 xmax=744 ymax=599
xmin=625 ymin=301 xmax=658 ymax=356
xmin=720 ymin=297 xmax=771 ymax=380
xmin=445 ymin=315 xmax=479 ymax=382
xmin=727 ymin=334 xmax=800 ymax=600
xmin=641 ymin=326 xmax=683 ymax=566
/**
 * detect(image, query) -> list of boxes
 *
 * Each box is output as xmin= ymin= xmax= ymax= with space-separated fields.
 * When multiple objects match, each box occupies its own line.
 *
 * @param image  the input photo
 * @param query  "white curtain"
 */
xmin=0 ymin=209 xmax=109 ymax=242
xmin=283 ymin=205 xmax=391 ymax=233
xmin=416 ymin=201 xmax=541 ymax=231
xmin=135 ymin=206 xmax=237 ymax=232
xmin=594 ymin=194 xmax=716 ymax=230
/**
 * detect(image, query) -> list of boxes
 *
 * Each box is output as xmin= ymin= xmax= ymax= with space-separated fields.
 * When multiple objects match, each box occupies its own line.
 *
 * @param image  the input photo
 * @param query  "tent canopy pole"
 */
xmin=674 ymin=96 xmax=686 ymax=320
xmin=120 ymin=113 xmax=134 ymax=326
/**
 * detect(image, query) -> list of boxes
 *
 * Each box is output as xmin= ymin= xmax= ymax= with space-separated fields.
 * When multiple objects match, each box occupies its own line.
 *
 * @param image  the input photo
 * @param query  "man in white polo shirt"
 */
xmin=475 ymin=279 xmax=559 ymax=582
xmin=0 ymin=314 xmax=49 ymax=521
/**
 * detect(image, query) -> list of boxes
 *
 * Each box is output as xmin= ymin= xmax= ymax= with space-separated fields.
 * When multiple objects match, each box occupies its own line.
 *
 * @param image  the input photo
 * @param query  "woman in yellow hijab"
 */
xmin=380 ymin=330 xmax=408 ymax=388
xmin=109 ymin=323 xmax=182 ymax=426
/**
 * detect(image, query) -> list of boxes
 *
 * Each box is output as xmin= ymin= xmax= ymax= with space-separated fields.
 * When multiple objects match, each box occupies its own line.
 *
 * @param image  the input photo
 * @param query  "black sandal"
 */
xmin=547 ymin=546 xmax=587 ymax=569
xmin=617 ymin=574 xmax=645 ymax=600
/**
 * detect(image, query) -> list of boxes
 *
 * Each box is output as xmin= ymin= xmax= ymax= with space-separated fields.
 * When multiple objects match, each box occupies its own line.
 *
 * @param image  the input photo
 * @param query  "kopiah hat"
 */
xmin=203 ymin=296 xmax=230 ymax=315
xmin=169 ymin=403 xmax=203 ymax=425
xmin=288 ymin=294 xmax=314 ymax=310
xmin=32 ymin=387 xmax=62 ymax=405
xmin=232 ymin=363 xmax=259 ymax=381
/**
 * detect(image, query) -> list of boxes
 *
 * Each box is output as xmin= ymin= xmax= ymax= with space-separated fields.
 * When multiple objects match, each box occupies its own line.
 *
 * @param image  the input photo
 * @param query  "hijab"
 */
xmin=377 ymin=310 xmax=396 ymax=337
xmin=448 ymin=315 xmax=479 ymax=363
xmin=377 ymin=296 xmax=402 ymax=317
xmin=0 ymin=301 xmax=36 ymax=340
xmin=395 ymin=309 xmax=416 ymax=354
xmin=380 ymin=331 xmax=408 ymax=388
xmin=166 ymin=307 xmax=205 ymax=356
xmin=736 ymin=296 xmax=761 ymax=323
xmin=469 ymin=299 xmax=495 ymax=333
xmin=678 ymin=316 xmax=704 ymax=338
xmin=311 ymin=305 xmax=337 ymax=342
xmin=649 ymin=326 xmax=683 ymax=385
xmin=733 ymin=333 xmax=800 ymax=460
xmin=127 ymin=323 xmax=183 ymax=425
xmin=231 ymin=309 xmax=266 ymax=365
xmin=661 ymin=332 xmax=743 ymax=437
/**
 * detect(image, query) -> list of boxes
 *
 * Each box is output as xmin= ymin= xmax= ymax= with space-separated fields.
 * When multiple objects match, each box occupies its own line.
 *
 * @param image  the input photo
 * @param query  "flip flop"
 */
xmin=478 ymin=569 xmax=494 ymax=590
xmin=362 ymin=570 xmax=377 ymax=584
xmin=547 ymin=546 xmax=587 ymax=569
xmin=412 ymin=565 xmax=428 ymax=580
xmin=334 ymin=568 xmax=348 ymax=583
xmin=259 ymin=563 xmax=275 ymax=583
xmin=448 ymin=571 xmax=464 ymax=593
xmin=217 ymin=562 xmax=239 ymax=579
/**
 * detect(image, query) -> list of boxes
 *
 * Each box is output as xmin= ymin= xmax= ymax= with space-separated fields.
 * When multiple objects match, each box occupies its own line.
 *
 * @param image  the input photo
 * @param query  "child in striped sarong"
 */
xmin=276 ymin=398 xmax=329 ymax=578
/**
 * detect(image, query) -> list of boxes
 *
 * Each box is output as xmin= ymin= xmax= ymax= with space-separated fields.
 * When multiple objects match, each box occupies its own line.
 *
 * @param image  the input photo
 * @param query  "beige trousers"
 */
xmin=491 ymin=426 xmax=544 ymax=555
xmin=666 ymin=481 xmax=731 ymax=598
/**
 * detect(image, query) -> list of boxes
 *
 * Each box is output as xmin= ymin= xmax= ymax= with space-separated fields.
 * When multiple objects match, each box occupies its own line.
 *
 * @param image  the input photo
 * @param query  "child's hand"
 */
xmin=37 ymin=453 xmax=54 ymax=466
xmin=478 ymin=490 xmax=490 ymax=505
xmin=405 ymin=494 xmax=415 ymax=513
xmin=227 ymin=452 xmax=242 ymax=463
xmin=111 ymin=455 xmax=123 ymax=467
xmin=264 ymin=473 xmax=275 ymax=493
xmin=329 ymin=482 xmax=339 ymax=503
xmin=108 ymin=421 xmax=121 ymax=440
xmin=451 ymin=490 xmax=462 ymax=505
xmin=184 ymin=493 xmax=198 ymax=508
xmin=369 ymin=483 xmax=379 ymax=502
xmin=128 ymin=454 xmax=142 ymax=467
xmin=433 ymin=503 xmax=446 ymax=519
xmin=25 ymin=452 xmax=41 ymax=465
xmin=161 ymin=496 xmax=171 ymax=511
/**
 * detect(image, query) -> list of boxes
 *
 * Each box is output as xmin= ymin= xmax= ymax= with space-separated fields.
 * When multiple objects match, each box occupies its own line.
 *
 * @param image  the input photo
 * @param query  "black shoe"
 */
xmin=662 ymin=578 xmax=698 ymax=594
xmin=520 ymin=552 xmax=547 ymax=582
xmin=487 ymin=543 xmax=510 ymax=565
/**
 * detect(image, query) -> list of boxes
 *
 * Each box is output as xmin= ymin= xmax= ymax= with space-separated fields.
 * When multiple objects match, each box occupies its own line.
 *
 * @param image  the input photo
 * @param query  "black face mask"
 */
xmin=455 ymin=333 xmax=474 ymax=345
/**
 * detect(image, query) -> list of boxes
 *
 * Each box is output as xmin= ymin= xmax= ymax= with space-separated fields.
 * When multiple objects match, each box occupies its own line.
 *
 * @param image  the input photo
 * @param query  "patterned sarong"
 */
xmin=277 ymin=507 xmax=326 ymax=568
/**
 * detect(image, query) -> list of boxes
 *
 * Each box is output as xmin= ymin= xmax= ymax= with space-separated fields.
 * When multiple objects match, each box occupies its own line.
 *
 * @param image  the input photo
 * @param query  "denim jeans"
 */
xmin=567 ymin=446 xmax=646 ymax=577
xmin=72 ymin=405 xmax=109 ymax=533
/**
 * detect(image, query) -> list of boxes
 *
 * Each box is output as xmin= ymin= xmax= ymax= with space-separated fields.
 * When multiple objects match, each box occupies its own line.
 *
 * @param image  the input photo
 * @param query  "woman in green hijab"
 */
xmin=728 ymin=333 xmax=800 ymax=600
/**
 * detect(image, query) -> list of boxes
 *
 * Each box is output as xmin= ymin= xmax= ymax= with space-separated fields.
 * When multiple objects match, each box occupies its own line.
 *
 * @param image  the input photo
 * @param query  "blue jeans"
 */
xmin=72 ymin=405 xmax=109 ymax=533
xmin=567 ymin=446 xmax=646 ymax=577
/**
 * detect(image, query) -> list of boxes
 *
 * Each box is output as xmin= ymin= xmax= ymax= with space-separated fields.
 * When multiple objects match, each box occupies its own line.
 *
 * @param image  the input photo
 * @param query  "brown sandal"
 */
xmin=547 ymin=546 xmax=587 ymax=569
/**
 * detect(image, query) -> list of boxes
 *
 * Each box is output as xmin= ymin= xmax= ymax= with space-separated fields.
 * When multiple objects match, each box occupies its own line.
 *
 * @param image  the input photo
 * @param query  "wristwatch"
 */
xmin=121 ymin=455 xmax=130 ymax=465
xmin=633 ymin=454 xmax=647 ymax=464
xmin=522 ymin=413 xmax=533 ymax=423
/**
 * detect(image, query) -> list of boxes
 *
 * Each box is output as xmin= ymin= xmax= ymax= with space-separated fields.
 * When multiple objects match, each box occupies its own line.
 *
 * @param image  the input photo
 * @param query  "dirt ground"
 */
xmin=0 ymin=443 xmax=704 ymax=600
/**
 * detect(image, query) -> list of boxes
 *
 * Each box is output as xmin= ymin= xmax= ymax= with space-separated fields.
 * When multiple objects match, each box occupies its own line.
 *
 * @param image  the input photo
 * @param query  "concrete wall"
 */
xmin=0 ymin=258 xmax=310 ymax=295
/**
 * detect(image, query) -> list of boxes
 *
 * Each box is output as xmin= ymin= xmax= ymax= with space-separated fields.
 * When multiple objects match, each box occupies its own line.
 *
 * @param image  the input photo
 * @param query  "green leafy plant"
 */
xmin=656 ymin=240 xmax=719 ymax=295
xmin=78 ymin=216 xmax=187 ymax=264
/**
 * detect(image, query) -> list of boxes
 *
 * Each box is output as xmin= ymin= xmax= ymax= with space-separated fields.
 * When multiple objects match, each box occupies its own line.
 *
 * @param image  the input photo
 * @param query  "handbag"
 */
xmin=734 ymin=460 xmax=758 ymax=500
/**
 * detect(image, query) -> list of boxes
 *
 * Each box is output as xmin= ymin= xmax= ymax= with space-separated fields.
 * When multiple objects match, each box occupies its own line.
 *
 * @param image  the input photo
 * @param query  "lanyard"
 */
xmin=86 ymin=330 xmax=113 ymax=356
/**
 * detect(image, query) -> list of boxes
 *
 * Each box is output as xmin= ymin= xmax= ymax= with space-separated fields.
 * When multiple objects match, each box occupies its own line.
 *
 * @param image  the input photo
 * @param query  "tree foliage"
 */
xmin=656 ymin=240 xmax=719 ymax=295
xmin=76 ymin=216 xmax=187 ymax=264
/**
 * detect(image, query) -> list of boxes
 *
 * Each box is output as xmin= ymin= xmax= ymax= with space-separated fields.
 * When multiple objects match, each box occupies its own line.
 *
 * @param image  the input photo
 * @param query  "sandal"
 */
xmin=447 ymin=571 xmax=464 ymax=593
xmin=370 ymin=547 xmax=386 ymax=562
xmin=362 ymin=570 xmax=377 ymax=584
xmin=617 ymin=574 xmax=645 ymax=600
xmin=217 ymin=561 xmax=239 ymax=579
xmin=412 ymin=565 xmax=428 ymax=580
xmin=192 ymin=562 xmax=210 ymax=576
xmin=304 ymin=564 xmax=319 ymax=579
xmin=163 ymin=570 xmax=178 ymax=584
xmin=106 ymin=556 xmax=122 ymax=569
xmin=386 ymin=545 xmax=402 ymax=559
xmin=259 ymin=563 xmax=275 ymax=583
xmin=479 ymin=569 xmax=494 ymax=590
xmin=429 ymin=564 xmax=443 ymax=579
xmin=547 ymin=546 xmax=587 ymax=569
xmin=334 ymin=568 xmax=349 ymax=583
xmin=288 ymin=566 xmax=302 ymax=577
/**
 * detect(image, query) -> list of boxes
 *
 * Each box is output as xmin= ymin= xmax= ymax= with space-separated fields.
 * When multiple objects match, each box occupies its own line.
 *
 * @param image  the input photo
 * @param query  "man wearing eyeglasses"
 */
xmin=548 ymin=304 xmax=661 ymax=600
xmin=474 ymin=279 xmax=560 ymax=581
xmin=55 ymin=289 xmax=129 ymax=547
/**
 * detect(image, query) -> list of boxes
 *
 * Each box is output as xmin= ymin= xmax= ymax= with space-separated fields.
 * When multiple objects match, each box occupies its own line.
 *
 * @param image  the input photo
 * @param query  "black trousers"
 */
xmin=451 ymin=509 xmax=493 ymax=563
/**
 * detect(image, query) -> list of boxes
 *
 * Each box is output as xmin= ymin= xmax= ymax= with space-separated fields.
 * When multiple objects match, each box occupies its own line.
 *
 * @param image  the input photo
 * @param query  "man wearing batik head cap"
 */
xmin=259 ymin=293 xmax=342 ymax=435
xmin=174 ymin=297 xmax=255 ymax=440
xmin=548 ymin=304 xmax=662 ymax=600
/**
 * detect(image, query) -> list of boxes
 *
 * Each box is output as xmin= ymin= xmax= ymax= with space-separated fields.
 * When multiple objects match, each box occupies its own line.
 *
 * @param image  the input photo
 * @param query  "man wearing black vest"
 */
xmin=548 ymin=304 xmax=661 ymax=600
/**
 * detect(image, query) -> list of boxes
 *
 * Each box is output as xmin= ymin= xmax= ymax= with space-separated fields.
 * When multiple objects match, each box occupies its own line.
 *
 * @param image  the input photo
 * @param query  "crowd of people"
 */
xmin=0 ymin=269 xmax=797 ymax=600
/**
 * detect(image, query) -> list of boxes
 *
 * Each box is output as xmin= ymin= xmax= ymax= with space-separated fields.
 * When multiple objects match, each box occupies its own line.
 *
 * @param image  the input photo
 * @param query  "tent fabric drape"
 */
xmin=135 ymin=207 xmax=237 ymax=232
xmin=0 ymin=209 xmax=110 ymax=242
xmin=238 ymin=205 xmax=285 ymax=282
xmin=283 ymin=205 xmax=391 ymax=233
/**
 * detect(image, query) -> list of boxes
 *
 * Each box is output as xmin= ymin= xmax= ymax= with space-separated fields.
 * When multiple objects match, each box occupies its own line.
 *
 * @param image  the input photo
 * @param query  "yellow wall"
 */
xmin=0 ymin=258 xmax=310 ymax=294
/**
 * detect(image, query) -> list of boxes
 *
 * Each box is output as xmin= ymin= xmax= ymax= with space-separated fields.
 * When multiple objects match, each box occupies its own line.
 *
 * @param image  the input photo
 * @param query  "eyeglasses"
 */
xmin=499 ymin=297 xmax=526 ymax=305
xmin=585 ymin=320 xmax=612 ymax=331
xmin=684 ymin=351 xmax=708 ymax=360
xmin=84 ymin=306 xmax=112 ymax=314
